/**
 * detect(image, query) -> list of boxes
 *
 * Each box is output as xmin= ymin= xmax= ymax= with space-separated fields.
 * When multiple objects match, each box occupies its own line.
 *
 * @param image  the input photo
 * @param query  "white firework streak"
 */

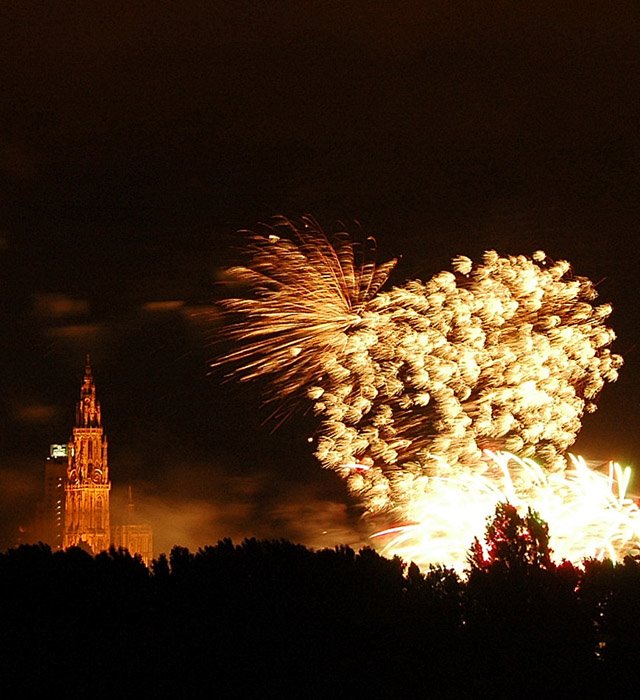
xmin=370 ymin=450 xmax=640 ymax=573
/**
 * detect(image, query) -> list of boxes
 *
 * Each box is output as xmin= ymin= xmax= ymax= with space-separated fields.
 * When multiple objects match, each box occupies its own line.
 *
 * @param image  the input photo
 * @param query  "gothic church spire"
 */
xmin=76 ymin=353 xmax=101 ymax=428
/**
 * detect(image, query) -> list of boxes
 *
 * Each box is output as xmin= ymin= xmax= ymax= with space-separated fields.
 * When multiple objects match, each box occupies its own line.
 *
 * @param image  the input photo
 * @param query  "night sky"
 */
xmin=1 ymin=2 xmax=639 ymax=555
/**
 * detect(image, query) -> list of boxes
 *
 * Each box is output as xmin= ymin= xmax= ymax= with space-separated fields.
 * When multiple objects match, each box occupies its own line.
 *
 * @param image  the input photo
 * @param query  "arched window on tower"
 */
xmin=96 ymin=496 xmax=103 ymax=529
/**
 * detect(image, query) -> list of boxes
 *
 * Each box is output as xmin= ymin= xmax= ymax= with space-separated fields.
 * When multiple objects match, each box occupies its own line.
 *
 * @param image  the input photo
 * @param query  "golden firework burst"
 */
xmin=215 ymin=217 xmax=631 ymax=569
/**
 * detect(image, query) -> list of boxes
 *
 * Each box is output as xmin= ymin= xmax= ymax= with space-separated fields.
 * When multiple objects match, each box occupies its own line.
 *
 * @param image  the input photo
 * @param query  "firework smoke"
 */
xmin=215 ymin=216 xmax=632 ymax=570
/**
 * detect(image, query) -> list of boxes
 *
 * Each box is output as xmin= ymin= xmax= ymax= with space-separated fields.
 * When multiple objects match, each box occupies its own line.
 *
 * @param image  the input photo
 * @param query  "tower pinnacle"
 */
xmin=77 ymin=354 xmax=101 ymax=427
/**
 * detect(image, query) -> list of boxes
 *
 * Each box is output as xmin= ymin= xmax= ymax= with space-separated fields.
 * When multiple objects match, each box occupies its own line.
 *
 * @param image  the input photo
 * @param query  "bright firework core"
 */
xmin=371 ymin=450 xmax=639 ymax=573
xmin=216 ymin=216 xmax=636 ymax=572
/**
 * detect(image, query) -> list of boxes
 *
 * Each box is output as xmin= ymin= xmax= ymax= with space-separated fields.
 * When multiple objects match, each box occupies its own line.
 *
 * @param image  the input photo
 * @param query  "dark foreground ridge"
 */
xmin=2 ymin=511 xmax=640 ymax=697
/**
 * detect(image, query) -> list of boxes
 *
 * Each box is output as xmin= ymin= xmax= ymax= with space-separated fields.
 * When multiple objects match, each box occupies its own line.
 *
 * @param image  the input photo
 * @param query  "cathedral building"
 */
xmin=63 ymin=357 xmax=112 ymax=553
xmin=35 ymin=356 xmax=153 ymax=565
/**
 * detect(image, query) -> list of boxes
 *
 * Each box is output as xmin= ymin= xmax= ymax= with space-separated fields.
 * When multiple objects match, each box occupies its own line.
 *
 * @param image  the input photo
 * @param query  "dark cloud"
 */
xmin=13 ymin=403 xmax=60 ymax=425
xmin=34 ymin=293 xmax=89 ymax=319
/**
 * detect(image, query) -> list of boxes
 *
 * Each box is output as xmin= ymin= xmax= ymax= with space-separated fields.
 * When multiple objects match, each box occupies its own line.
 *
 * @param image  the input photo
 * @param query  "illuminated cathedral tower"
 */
xmin=63 ymin=355 xmax=111 ymax=553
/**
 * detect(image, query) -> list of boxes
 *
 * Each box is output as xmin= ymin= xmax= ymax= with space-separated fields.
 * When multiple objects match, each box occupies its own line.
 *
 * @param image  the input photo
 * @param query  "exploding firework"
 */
xmin=215 ymin=216 xmax=633 ymax=571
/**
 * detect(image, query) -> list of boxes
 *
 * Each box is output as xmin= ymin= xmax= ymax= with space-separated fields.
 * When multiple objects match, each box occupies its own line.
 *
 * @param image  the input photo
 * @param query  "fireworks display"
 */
xmin=215 ymin=216 xmax=637 ymax=572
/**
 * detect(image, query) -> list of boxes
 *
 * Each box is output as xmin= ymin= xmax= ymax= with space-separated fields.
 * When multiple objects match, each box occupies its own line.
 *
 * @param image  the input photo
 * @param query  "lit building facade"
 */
xmin=63 ymin=356 xmax=112 ymax=553
xmin=34 ymin=444 xmax=68 ymax=550
xmin=112 ymin=487 xmax=154 ymax=566
xmin=34 ymin=356 xmax=154 ymax=565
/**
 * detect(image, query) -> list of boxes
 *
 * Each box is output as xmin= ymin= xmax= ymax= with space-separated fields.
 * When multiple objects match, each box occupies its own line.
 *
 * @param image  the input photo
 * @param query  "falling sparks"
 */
xmin=370 ymin=451 xmax=640 ymax=573
xmin=215 ymin=216 xmax=633 ymax=570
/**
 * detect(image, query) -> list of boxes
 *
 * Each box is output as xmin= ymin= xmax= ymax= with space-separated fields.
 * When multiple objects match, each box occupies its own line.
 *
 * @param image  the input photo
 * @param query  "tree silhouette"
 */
xmin=464 ymin=502 xmax=594 ymax=695
xmin=3 ymin=533 xmax=637 ymax=695
xmin=467 ymin=501 xmax=553 ymax=574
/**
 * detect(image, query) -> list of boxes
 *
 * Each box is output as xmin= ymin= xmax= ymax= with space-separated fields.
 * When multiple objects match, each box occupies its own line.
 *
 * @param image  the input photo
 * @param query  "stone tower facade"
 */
xmin=63 ymin=356 xmax=112 ymax=553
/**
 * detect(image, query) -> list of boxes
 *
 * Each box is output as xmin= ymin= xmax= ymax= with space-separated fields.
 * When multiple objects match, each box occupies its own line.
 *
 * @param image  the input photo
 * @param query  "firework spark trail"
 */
xmin=371 ymin=451 xmax=640 ymax=572
xmin=215 ymin=216 xmax=632 ymax=569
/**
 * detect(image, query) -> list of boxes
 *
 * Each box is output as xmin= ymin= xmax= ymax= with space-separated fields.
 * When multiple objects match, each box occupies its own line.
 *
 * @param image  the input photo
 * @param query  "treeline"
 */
xmin=2 ymin=505 xmax=640 ymax=696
